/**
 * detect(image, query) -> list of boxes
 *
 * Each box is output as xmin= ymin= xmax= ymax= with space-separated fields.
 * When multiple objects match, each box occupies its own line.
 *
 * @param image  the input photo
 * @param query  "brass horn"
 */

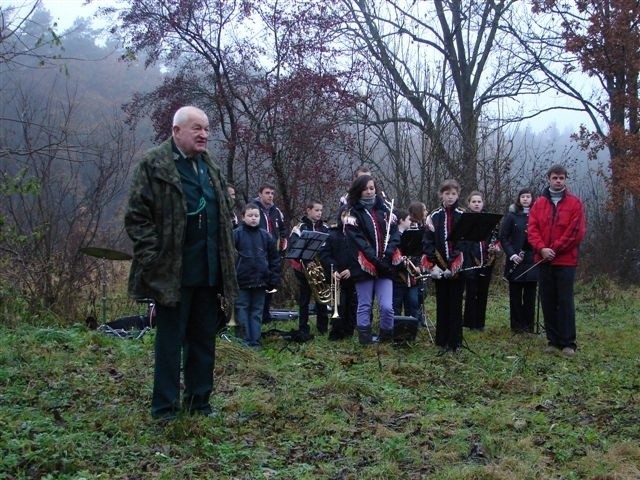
xmin=302 ymin=259 xmax=332 ymax=305
xmin=331 ymin=265 xmax=341 ymax=319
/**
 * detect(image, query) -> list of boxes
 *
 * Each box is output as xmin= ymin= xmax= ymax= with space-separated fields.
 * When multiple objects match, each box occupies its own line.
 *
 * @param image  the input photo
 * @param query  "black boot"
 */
xmin=357 ymin=326 xmax=374 ymax=345
xmin=378 ymin=328 xmax=394 ymax=343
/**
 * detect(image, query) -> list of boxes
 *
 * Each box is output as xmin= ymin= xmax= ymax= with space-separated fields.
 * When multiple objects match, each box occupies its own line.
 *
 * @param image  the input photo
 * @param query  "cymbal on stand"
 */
xmin=80 ymin=247 xmax=132 ymax=261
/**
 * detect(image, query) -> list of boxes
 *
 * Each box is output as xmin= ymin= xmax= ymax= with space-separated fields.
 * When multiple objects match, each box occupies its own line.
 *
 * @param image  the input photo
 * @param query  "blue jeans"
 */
xmin=235 ymin=288 xmax=266 ymax=347
xmin=355 ymin=278 xmax=394 ymax=330
xmin=392 ymin=282 xmax=420 ymax=318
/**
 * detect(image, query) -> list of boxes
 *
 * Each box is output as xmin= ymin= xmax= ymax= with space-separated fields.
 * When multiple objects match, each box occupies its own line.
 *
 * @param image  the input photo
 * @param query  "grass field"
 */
xmin=1 ymin=280 xmax=639 ymax=479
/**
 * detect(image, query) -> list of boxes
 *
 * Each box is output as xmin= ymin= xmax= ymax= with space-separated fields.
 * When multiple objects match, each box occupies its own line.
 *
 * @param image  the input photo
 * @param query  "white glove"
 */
xmin=510 ymin=254 xmax=523 ymax=265
xmin=430 ymin=265 xmax=444 ymax=279
xmin=442 ymin=269 xmax=452 ymax=279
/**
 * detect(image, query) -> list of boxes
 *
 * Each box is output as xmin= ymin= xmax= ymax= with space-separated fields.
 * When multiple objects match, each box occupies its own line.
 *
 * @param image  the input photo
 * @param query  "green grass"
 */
xmin=1 ymin=281 xmax=639 ymax=479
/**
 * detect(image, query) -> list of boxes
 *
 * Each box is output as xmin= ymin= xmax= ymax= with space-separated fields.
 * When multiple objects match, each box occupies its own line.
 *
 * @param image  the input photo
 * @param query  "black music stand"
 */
xmin=284 ymin=230 xmax=329 ymax=261
xmin=447 ymin=213 xmax=502 ymax=242
xmin=400 ymin=227 xmax=424 ymax=256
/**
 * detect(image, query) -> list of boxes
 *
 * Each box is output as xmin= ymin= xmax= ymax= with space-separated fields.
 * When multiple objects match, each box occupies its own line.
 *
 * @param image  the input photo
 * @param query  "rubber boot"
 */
xmin=357 ymin=326 xmax=373 ymax=345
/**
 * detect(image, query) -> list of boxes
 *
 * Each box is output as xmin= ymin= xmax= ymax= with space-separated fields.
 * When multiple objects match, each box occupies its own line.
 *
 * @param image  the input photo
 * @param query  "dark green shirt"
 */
xmin=175 ymin=152 xmax=220 ymax=287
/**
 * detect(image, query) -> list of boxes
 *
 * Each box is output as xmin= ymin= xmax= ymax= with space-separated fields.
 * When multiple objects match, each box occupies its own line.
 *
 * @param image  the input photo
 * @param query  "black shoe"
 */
xmin=378 ymin=329 xmax=394 ymax=343
xmin=187 ymin=404 xmax=214 ymax=416
xmin=328 ymin=330 xmax=343 ymax=341
xmin=152 ymin=411 xmax=178 ymax=422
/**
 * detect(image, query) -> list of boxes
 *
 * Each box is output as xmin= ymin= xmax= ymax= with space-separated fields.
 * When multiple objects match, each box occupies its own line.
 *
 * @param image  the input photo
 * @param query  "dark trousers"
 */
xmin=463 ymin=271 xmax=492 ymax=330
xmin=152 ymin=286 xmax=219 ymax=418
xmin=262 ymin=291 xmax=273 ymax=323
xmin=539 ymin=264 xmax=577 ymax=349
xmin=329 ymin=281 xmax=357 ymax=340
xmin=296 ymin=272 xmax=328 ymax=334
xmin=434 ymin=278 xmax=465 ymax=350
xmin=508 ymin=281 xmax=537 ymax=333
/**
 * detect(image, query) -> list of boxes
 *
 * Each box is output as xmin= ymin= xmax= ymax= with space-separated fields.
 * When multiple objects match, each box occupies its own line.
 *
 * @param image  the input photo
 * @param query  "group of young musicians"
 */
xmin=230 ymin=167 xmax=548 ymax=354
xmin=126 ymin=106 xmax=582 ymax=421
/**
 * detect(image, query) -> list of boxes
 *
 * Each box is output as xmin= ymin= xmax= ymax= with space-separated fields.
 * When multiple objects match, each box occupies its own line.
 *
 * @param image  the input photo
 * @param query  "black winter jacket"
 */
xmin=499 ymin=205 xmax=538 ymax=282
xmin=318 ymin=224 xmax=358 ymax=285
xmin=233 ymin=223 xmax=281 ymax=289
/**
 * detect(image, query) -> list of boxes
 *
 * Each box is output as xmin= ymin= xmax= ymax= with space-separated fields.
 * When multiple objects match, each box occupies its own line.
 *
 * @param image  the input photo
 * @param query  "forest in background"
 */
xmin=1 ymin=1 xmax=639 ymax=322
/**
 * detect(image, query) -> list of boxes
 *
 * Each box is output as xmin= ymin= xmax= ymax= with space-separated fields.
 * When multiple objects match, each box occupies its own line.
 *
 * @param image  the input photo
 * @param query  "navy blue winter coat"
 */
xmin=233 ymin=223 xmax=281 ymax=289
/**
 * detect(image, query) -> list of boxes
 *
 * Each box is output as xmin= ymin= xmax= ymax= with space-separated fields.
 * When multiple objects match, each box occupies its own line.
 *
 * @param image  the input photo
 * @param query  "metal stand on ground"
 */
xmin=79 ymin=246 xmax=132 ymax=327
xmin=418 ymin=283 xmax=435 ymax=344
xmin=535 ymin=285 xmax=544 ymax=335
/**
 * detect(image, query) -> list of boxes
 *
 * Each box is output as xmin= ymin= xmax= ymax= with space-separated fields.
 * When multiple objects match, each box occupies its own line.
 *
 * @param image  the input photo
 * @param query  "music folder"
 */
xmin=447 ymin=213 xmax=502 ymax=242
xmin=400 ymin=227 xmax=424 ymax=256
xmin=284 ymin=230 xmax=329 ymax=261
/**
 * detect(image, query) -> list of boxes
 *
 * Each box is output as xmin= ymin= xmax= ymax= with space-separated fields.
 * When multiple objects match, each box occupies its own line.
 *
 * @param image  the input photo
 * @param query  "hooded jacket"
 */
xmin=234 ymin=222 xmax=281 ymax=289
xmin=124 ymin=137 xmax=238 ymax=307
xmin=527 ymin=187 xmax=586 ymax=267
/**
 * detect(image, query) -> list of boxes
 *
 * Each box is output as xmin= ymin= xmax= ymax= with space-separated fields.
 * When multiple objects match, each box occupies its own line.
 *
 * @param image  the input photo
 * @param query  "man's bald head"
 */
xmin=172 ymin=106 xmax=210 ymax=157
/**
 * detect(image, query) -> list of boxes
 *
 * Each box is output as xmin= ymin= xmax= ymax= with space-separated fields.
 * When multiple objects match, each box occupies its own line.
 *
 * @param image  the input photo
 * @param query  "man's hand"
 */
xmin=540 ymin=247 xmax=556 ymax=261
xmin=510 ymin=254 xmax=523 ymax=265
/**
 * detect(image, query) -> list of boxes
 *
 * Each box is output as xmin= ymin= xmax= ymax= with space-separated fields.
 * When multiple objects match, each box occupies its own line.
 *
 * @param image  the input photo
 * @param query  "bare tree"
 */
xmin=337 ymin=0 xmax=546 ymax=192
xmin=0 ymin=1 xmax=63 ymax=69
xmin=0 ymin=79 xmax=137 ymax=318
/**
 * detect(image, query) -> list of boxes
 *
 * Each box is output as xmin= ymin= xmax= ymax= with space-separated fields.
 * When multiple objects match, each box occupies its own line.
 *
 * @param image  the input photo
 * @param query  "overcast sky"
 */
xmin=34 ymin=0 xmax=591 ymax=134
xmin=40 ymin=0 xmax=100 ymax=29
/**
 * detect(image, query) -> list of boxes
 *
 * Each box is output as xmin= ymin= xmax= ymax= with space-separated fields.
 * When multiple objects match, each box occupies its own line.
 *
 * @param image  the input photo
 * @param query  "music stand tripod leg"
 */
xmin=419 ymin=283 xmax=435 ymax=344
xmin=100 ymin=259 xmax=107 ymax=325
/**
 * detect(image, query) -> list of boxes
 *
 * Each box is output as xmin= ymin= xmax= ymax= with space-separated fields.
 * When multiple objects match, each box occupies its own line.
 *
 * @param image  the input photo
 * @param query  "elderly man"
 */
xmin=125 ymin=106 xmax=237 ymax=420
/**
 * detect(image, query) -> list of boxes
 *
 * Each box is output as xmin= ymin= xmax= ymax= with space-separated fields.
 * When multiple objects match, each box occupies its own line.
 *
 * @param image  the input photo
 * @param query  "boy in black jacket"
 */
xmin=319 ymin=212 xmax=358 ymax=340
xmin=233 ymin=203 xmax=281 ymax=347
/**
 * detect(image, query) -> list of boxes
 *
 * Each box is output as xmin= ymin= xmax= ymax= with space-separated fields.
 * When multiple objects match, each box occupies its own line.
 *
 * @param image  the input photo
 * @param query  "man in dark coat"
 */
xmin=125 ymin=106 xmax=238 ymax=420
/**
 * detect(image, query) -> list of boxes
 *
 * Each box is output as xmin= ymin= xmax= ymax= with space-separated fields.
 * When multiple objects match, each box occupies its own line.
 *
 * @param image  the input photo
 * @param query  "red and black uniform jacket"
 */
xmin=421 ymin=201 xmax=465 ymax=276
xmin=527 ymin=187 xmax=586 ymax=267
xmin=344 ymin=196 xmax=401 ymax=282
xmin=461 ymin=212 xmax=500 ymax=279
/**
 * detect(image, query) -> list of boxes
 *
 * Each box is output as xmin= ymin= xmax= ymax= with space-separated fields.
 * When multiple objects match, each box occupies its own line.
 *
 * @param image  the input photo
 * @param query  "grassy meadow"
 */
xmin=1 ymin=278 xmax=639 ymax=479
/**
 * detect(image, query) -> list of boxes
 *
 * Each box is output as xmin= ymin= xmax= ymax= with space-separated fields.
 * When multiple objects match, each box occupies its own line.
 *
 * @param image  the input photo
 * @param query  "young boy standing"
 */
xmin=289 ymin=201 xmax=330 ymax=337
xmin=422 ymin=180 xmax=466 ymax=353
xmin=233 ymin=203 xmax=281 ymax=347
xmin=393 ymin=209 xmax=421 ymax=319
